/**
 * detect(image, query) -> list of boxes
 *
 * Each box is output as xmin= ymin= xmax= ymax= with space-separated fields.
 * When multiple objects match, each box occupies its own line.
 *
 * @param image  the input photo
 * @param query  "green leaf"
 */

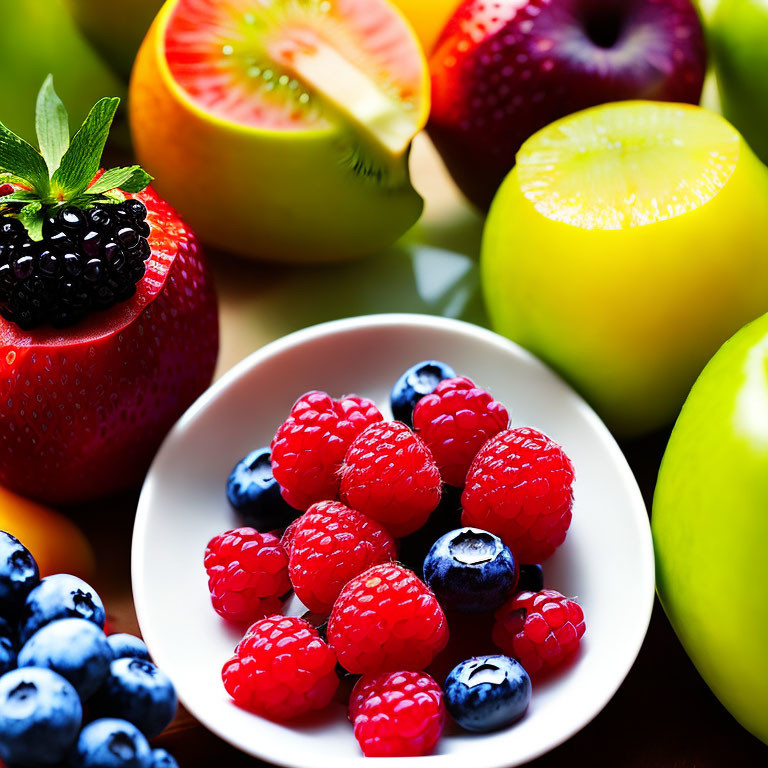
xmin=0 ymin=190 xmax=39 ymax=203
xmin=0 ymin=121 xmax=50 ymax=194
xmin=18 ymin=201 xmax=43 ymax=241
xmin=51 ymin=96 xmax=119 ymax=198
xmin=88 ymin=166 xmax=152 ymax=195
xmin=35 ymin=75 xmax=69 ymax=177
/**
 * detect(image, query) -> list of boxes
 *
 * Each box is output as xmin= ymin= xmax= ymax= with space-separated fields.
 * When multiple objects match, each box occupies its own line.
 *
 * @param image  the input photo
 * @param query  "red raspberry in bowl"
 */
xmin=349 ymin=670 xmax=445 ymax=757
xmin=204 ymin=528 xmax=290 ymax=625
xmin=462 ymin=427 xmax=575 ymax=562
xmin=340 ymin=421 xmax=442 ymax=537
xmin=222 ymin=615 xmax=338 ymax=720
xmin=328 ymin=563 xmax=449 ymax=675
xmin=413 ymin=376 xmax=509 ymax=487
xmin=289 ymin=501 xmax=397 ymax=613
xmin=493 ymin=589 xmax=585 ymax=675
xmin=271 ymin=391 xmax=383 ymax=511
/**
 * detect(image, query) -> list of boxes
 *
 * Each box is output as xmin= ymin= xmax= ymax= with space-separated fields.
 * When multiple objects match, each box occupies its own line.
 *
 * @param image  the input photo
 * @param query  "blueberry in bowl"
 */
xmin=390 ymin=360 xmax=456 ymax=428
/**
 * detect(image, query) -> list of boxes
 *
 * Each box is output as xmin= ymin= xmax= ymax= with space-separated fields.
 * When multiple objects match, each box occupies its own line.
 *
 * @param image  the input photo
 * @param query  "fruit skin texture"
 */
xmin=92 ymin=658 xmax=177 ymax=739
xmin=328 ymin=563 xmax=449 ymax=675
xmin=106 ymin=634 xmax=150 ymax=662
xmin=222 ymin=615 xmax=339 ymax=720
xmin=288 ymin=501 xmax=397 ymax=614
xmin=0 ymin=618 xmax=16 ymax=675
xmin=710 ymin=0 xmax=768 ymax=164
xmin=0 ymin=666 xmax=82 ymax=766
xmin=129 ymin=0 xmax=428 ymax=263
xmin=413 ymin=376 xmax=509 ymax=486
xmin=390 ymin=360 xmax=457 ymax=429
xmin=443 ymin=654 xmax=530 ymax=733
xmin=493 ymin=589 xmax=585 ymax=675
xmin=652 ymin=311 xmax=768 ymax=745
xmin=71 ymin=718 xmax=151 ymax=768
xmin=423 ymin=527 xmax=517 ymax=613
xmin=0 ymin=185 xmax=218 ymax=504
xmin=0 ymin=531 xmax=39 ymax=617
xmin=204 ymin=528 xmax=290 ymax=626
xmin=18 ymin=618 xmax=113 ymax=701
xmin=429 ymin=0 xmax=706 ymax=209
xmin=462 ymin=428 xmax=575 ymax=562
xmin=482 ymin=101 xmax=768 ymax=437
xmin=349 ymin=670 xmax=445 ymax=757
xmin=340 ymin=421 xmax=442 ymax=537
xmin=20 ymin=573 xmax=105 ymax=645
xmin=150 ymin=749 xmax=179 ymax=768
xmin=271 ymin=392 xmax=383 ymax=512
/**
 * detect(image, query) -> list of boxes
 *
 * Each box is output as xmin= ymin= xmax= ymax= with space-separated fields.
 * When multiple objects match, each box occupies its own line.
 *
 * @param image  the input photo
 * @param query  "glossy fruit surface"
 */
xmin=653 ymin=311 xmax=768 ymax=745
xmin=130 ymin=0 xmax=429 ymax=262
xmin=429 ymin=0 xmax=706 ymax=209
xmin=482 ymin=101 xmax=768 ymax=436
xmin=0 ymin=185 xmax=218 ymax=503
xmin=710 ymin=0 xmax=768 ymax=164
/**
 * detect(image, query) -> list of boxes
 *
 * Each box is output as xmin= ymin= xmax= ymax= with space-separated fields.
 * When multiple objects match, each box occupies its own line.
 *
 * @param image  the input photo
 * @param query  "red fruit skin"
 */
xmin=222 ymin=615 xmax=339 ymax=720
xmin=413 ymin=376 xmax=509 ymax=487
xmin=204 ymin=528 xmax=290 ymax=625
xmin=462 ymin=427 xmax=575 ymax=562
xmin=493 ymin=589 xmax=585 ymax=674
xmin=271 ymin=392 xmax=383 ymax=511
xmin=429 ymin=0 xmax=707 ymax=209
xmin=0 ymin=185 xmax=218 ymax=503
xmin=328 ymin=563 xmax=449 ymax=675
xmin=289 ymin=501 xmax=397 ymax=614
xmin=340 ymin=421 xmax=442 ymax=537
xmin=349 ymin=671 xmax=446 ymax=757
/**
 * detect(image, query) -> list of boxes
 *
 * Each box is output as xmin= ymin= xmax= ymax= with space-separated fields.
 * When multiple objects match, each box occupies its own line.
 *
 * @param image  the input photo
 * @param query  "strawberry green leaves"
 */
xmin=0 ymin=76 xmax=153 ymax=240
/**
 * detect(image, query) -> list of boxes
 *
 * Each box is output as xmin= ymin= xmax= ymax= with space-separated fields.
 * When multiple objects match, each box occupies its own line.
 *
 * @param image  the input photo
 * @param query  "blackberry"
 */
xmin=0 ymin=200 xmax=151 ymax=329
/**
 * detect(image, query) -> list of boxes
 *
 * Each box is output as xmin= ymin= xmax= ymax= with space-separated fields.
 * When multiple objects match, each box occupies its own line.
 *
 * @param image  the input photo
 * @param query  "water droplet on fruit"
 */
xmin=5 ymin=351 xmax=15 ymax=365
xmin=222 ymin=44 xmax=234 ymax=56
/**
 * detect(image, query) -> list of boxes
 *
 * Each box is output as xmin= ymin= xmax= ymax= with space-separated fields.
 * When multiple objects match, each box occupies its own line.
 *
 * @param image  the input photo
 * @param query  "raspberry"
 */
xmin=222 ymin=615 xmax=338 ymax=719
xmin=492 ymin=590 xmax=585 ymax=675
xmin=340 ymin=422 xmax=442 ymax=537
xmin=280 ymin=516 xmax=301 ymax=556
xmin=204 ymin=528 xmax=290 ymax=625
xmin=288 ymin=501 xmax=396 ymax=613
xmin=413 ymin=377 xmax=509 ymax=487
xmin=271 ymin=391 xmax=383 ymax=511
xmin=349 ymin=671 xmax=445 ymax=757
xmin=328 ymin=563 xmax=449 ymax=674
xmin=461 ymin=427 xmax=575 ymax=562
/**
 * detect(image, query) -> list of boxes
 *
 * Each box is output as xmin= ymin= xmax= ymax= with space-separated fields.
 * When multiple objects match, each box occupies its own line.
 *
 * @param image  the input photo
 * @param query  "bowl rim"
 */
xmin=132 ymin=312 xmax=655 ymax=768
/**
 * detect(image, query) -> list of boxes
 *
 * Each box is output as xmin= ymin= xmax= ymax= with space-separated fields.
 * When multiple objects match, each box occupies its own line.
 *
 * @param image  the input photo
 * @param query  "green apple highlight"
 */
xmin=653 ymin=312 xmax=768 ymax=745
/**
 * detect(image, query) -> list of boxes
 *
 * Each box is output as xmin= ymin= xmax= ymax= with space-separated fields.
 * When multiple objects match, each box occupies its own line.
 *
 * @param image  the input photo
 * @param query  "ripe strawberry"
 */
xmin=0 ymin=79 xmax=218 ymax=503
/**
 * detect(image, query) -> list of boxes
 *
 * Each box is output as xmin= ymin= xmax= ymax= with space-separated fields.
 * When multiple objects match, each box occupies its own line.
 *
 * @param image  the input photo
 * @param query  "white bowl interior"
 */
xmin=132 ymin=314 xmax=654 ymax=768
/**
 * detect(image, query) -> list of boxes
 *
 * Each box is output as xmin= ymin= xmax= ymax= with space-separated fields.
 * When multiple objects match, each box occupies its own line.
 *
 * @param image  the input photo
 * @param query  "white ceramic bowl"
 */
xmin=132 ymin=314 xmax=654 ymax=768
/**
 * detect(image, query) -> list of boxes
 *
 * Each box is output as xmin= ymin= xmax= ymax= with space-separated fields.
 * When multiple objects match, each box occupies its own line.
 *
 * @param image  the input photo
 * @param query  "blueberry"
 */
xmin=226 ymin=448 xmax=301 ymax=531
xmin=398 ymin=485 xmax=463 ymax=576
xmin=71 ymin=718 xmax=151 ymax=768
xmin=517 ymin=564 xmax=544 ymax=593
xmin=443 ymin=655 xmax=531 ymax=733
xmin=0 ymin=666 xmax=82 ymax=765
xmin=390 ymin=360 xmax=456 ymax=428
xmin=92 ymin=658 xmax=177 ymax=739
xmin=0 ymin=531 xmax=40 ymax=618
xmin=18 ymin=618 xmax=113 ymax=701
xmin=20 ymin=573 xmax=105 ymax=645
xmin=149 ymin=748 xmax=178 ymax=768
xmin=0 ymin=618 xmax=16 ymax=675
xmin=106 ymin=634 xmax=150 ymax=662
xmin=424 ymin=528 xmax=517 ymax=613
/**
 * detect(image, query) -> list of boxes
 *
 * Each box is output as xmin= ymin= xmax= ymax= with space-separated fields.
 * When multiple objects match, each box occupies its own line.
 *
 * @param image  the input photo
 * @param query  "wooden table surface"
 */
xmin=71 ymin=136 xmax=768 ymax=766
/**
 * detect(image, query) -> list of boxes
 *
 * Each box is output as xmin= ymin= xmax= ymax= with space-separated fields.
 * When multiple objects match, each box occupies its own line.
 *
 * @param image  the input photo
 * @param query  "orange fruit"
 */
xmin=130 ymin=0 xmax=429 ymax=263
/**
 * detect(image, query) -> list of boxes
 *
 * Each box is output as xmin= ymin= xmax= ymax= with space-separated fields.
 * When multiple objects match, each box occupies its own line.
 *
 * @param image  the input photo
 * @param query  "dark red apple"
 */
xmin=428 ymin=0 xmax=707 ymax=210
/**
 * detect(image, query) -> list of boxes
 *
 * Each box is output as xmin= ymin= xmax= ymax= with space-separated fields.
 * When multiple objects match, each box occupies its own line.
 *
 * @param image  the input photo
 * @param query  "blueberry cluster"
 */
xmin=0 ymin=531 xmax=178 ymax=767
xmin=0 ymin=200 xmax=151 ymax=330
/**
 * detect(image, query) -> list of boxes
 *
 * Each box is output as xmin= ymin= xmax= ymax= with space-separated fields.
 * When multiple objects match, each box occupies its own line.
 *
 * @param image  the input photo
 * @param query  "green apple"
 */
xmin=481 ymin=101 xmax=768 ymax=437
xmin=0 ymin=0 xmax=124 ymax=143
xmin=653 ymin=311 xmax=768 ymax=745
xmin=709 ymin=0 xmax=768 ymax=164
xmin=62 ymin=0 xmax=163 ymax=80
